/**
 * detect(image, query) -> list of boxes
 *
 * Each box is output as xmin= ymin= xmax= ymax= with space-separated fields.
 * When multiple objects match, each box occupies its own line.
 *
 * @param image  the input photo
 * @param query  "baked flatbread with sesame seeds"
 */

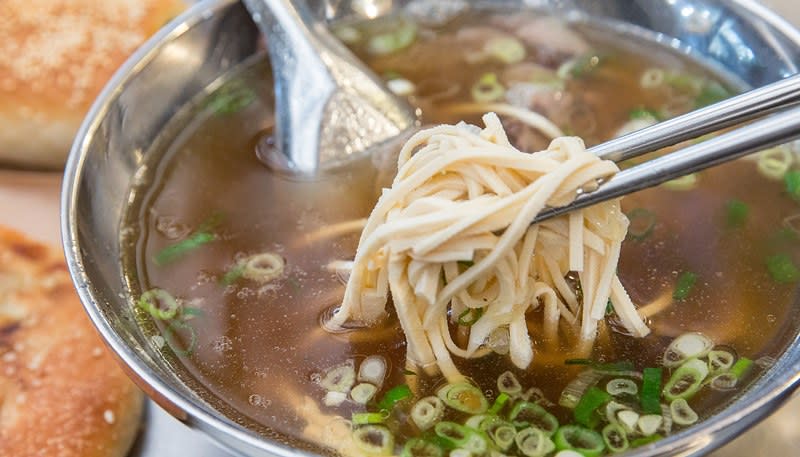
xmin=0 ymin=0 xmax=187 ymax=169
xmin=0 ymin=227 xmax=143 ymax=457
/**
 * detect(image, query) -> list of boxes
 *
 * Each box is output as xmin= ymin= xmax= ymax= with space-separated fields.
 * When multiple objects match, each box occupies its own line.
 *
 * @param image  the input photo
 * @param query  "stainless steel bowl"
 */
xmin=62 ymin=0 xmax=800 ymax=456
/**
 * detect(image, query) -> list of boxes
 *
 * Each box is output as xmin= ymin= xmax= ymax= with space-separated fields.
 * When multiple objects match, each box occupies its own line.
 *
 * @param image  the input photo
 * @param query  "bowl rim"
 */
xmin=61 ymin=0 xmax=800 ymax=456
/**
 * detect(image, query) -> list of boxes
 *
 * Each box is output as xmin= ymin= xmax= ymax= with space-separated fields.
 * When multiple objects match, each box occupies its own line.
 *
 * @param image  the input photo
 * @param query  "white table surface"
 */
xmin=1 ymin=1 xmax=799 ymax=455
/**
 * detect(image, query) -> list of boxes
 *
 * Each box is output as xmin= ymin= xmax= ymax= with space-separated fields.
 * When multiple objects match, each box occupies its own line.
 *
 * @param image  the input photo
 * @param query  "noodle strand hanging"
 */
xmin=327 ymin=113 xmax=650 ymax=381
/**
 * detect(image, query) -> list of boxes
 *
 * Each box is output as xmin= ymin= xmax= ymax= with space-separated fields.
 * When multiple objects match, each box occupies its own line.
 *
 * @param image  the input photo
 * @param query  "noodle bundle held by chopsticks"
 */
xmin=327 ymin=112 xmax=649 ymax=381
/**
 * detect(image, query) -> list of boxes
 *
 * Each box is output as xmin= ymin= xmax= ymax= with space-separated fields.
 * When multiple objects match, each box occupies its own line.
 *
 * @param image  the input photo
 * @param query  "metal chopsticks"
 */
xmin=532 ymin=73 xmax=800 ymax=224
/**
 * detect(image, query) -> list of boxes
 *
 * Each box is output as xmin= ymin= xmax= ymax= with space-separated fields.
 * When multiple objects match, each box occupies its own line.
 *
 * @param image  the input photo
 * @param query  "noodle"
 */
xmin=327 ymin=113 xmax=649 ymax=381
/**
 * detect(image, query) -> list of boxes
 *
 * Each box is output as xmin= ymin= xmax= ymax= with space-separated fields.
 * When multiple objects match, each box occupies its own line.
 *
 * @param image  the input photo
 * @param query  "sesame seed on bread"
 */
xmin=0 ymin=0 xmax=187 ymax=169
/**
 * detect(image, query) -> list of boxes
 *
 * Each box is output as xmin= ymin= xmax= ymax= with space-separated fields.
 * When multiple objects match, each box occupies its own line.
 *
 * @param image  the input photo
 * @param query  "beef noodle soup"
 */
xmin=121 ymin=8 xmax=800 ymax=456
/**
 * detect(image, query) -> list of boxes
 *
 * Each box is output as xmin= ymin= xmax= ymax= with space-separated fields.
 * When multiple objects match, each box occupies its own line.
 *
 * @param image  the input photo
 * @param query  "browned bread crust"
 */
xmin=0 ymin=227 xmax=143 ymax=457
xmin=0 ymin=0 xmax=187 ymax=168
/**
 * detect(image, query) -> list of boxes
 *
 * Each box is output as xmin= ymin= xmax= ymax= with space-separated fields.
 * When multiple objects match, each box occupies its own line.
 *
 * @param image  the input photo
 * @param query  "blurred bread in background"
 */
xmin=0 ymin=0 xmax=187 ymax=169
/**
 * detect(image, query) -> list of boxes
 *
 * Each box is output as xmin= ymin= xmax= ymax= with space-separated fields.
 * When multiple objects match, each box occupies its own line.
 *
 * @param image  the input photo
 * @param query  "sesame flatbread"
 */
xmin=0 ymin=227 xmax=143 ymax=457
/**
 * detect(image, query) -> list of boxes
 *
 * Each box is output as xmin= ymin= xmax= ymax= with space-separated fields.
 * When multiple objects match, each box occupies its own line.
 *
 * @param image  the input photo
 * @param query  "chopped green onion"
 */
xmin=629 ymin=433 xmax=663 ymax=448
xmin=725 ymin=199 xmax=749 ymax=228
xmin=155 ymin=232 xmax=215 ymax=266
xmin=626 ymin=208 xmax=656 ymax=240
xmin=241 ymin=252 xmax=285 ymax=283
xmin=403 ymin=368 xmax=418 ymax=376
xmin=729 ymin=357 xmax=754 ymax=379
xmin=758 ymin=147 xmax=793 ymax=180
xmin=640 ymin=68 xmax=665 ymax=89
xmin=573 ymin=387 xmax=611 ymax=427
xmin=709 ymin=372 xmax=739 ymax=390
xmin=378 ymin=384 xmax=413 ymax=410
xmin=785 ymin=170 xmax=800 ymax=200
xmin=137 ymin=288 xmax=180 ymax=320
xmin=181 ymin=306 xmax=203 ymax=319
xmin=206 ymin=84 xmax=256 ymax=115
xmin=351 ymin=383 xmax=378 ymax=404
xmin=163 ymin=318 xmax=197 ymax=356
xmin=602 ymin=423 xmax=629 ymax=453
xmin=708 ymin=350 xmax=736 ymax=373
xmin=401 ymin=438 xmax=444 ymax=457
xmin=358 ymin=355 xmax=388 ymax=386
xmin=387 ymin=78 xmax=416 ymax=96
xmin=464 ymin=414 xmax=488 ymax=430
xmin=352 ymin=412 xmax=387 ymax=425
xmin=662 ymin=173 xmax=698 ymax=191
xmin=497 ymin=371 xmax=522 ymax=396
xmin=333 ymin=25 xmax=362 ymax=44
xmin=470 ymin=73 xmax=505 ymax=103
xmin=766 ymin=254 xmax=800 ymax=283
xmin=509 ymin=401 xmax=559 ymax=435
xmin=553 ymin=425 xmax=605 ymax=457
xmin=559 ymin=369 xmax=604 ymax=409
xmin=695 ymin=81 xmax=731 ymax=108
xmin=490 ymin=423 xmax=517 ymax=451
xmin=221 ymin=264 xmax=245 ymax=286
xmin=434 ymin=422 xmax=488 ymax=454
xmin=629 ymin=107 xmax=660 ymax=121
xmin=606 ymin=378 xmax=638 ymax=396
xmin=669 ymin=398 xmax=698 ymax=426
xmin=558 ymin=53 xmax=605 ymax=79
xmin=564 ymin=359 xmax=634 ymax=372
xmin=663 ymin=359 xmax=709 ymax=401
xmin=367 ymin=18 xmax=417 ymax=56
xmin=616 ymin=410 xmax=640 ymax=434
xmin=488 ymin=392 xmax=511 ymax=415
xmin=484 ymin=36 xmax=526 ymax=64
xmin=637 ymin=414 xmax=663 ymax=436
xmin=457 ymin=307 xmax=484 ymax=326
xmin=411 ymin=396 xmax=445 ymax=431
xmin=319 ymin=360 xmax=356 ymax=393
xmin=352 ymin=425 xmax=394 ymax=455
xmin=515 ymin=427 xmax=555 ymax=457
xmin=663 ymin=332 xmax=714 ymax=367
xmin=436 ymin=382 xmax=488 ymax=414
xmin=672 ymin=271 xmax=698 ymax=300
xmin=604 ymin=401 xmax=631 ymax=425
xmin=640 ymin=367 xmax=663 ymax=414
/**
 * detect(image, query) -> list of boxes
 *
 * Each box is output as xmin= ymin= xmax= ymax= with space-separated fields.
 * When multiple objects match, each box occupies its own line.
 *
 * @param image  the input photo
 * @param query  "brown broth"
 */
xmin=123 ymin=11 xmax=800 ymax=455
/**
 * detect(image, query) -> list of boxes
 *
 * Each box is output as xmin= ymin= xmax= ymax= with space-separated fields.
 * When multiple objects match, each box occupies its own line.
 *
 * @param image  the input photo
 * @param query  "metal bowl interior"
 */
xmin=62 ymin=0 xmax=800 ymax=456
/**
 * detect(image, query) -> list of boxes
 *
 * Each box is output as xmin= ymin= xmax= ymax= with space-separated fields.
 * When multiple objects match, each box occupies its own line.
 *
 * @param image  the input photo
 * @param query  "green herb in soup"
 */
xmin=122 ymin=9 xmax=800 ymax=457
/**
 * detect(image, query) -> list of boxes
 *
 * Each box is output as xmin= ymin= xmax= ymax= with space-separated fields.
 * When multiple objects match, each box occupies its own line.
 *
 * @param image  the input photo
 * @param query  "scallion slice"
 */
xmin=662 ymin=173 xmax=698 ymax=191
xmin=401 ymin=438 xmax=443 ymax=457
xmin=637 ymin=414 xmax=663 ymax=436
xmin=352 ymin=412 xmax=387 ymax=425
xmin=602 ymin=423 xmax=629 ymax=453
xmin=497 ymin=371 xmax=522 ymax=396
xmin=434 ymin=422 xmax=488 ymax=454
xmin=709 ymin=372 xmax=738 ymax=390
xmin=725 ymin=199 xmax=749 ymax=228
xmin=766 ymin=254 xmax=800 ymax=283
xmin=606 ymin=378 xmax=638 ymax=396
xmin=509 ymin=401 xmax=559 ymax=435
xmin=484 ymin=36 xmax=526 ymax=64
xmin=491 ymin=424 xmax=517 ymax=451
xmin=663 ymin=359 xmax=709 ymax=401
xmin=573 ymin=387 xmax=611 ymax=427
xmin=553 ymin=425 xmax=605 ymax=457
xmin=663 ymin=333 xmax=714 ymax=367
xmin=411 ymin=396 xmax=445 ymax=431
xmin=672 ymin=271 xmax=698 ymax=300
xmin=351 ymin=383 xmax=378 ymax=404
xmin=708 ymin=350 xmax=735 ymax=373
xmin=488 ymin=392 xmax=511 ymax=415
xmin=630 ymin=433 xmax=663 ymax=448
xmin=319 ymin=360 xmax=356 ymax=393
xmin=757 ymin=147 xmax=793 ymax=180
xmin=163 ymin=318 xmax=197 ymax=356
xmin=436 ymin=382 xmax=488 ymax=414
xmin=516 ymin=427 xmax=556 ymax=457
xmin=786 ymin=170 xmax=800 ymax=199
xmin=470 ymin=73 xmax=505 ymax=103
xmin=352 ymin=425 xmax=394 ymax=455
xmin=378 ymin=384 xmax=413 ymax=410
xmin=155 ymin=231 xmax=215 ymax=266
xmin=669 ymin=398 xmax=698 ymax=425
xmin=729 ymin=357 xmax=754 ymax=379
xmin=626 ymin=208 xmax=656 ymax=240
xmin=640 ymin=367 xmax=663 ymax=414
xmin=457 ymin=307 xmax=484 ymax=326
xmin=358 ymin=355 xmax=388 ymax=386
xmin=559 ymin=369 xmax=604 ymax=409
xmin=367 ymin=18 xmax=417 ymax=56
xmin=137 ymin=288 xmax=180 ymax=320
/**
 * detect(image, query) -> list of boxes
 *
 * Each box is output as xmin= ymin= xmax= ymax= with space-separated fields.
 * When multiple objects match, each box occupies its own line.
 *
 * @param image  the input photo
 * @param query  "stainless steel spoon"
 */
xmin=242 ymin=0 xmax=417 ymax=176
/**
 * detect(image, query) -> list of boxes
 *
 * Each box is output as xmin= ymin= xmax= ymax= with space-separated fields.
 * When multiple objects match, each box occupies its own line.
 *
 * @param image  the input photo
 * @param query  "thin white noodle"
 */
xmin=329 ymin=113 xmax=650 ymax=381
